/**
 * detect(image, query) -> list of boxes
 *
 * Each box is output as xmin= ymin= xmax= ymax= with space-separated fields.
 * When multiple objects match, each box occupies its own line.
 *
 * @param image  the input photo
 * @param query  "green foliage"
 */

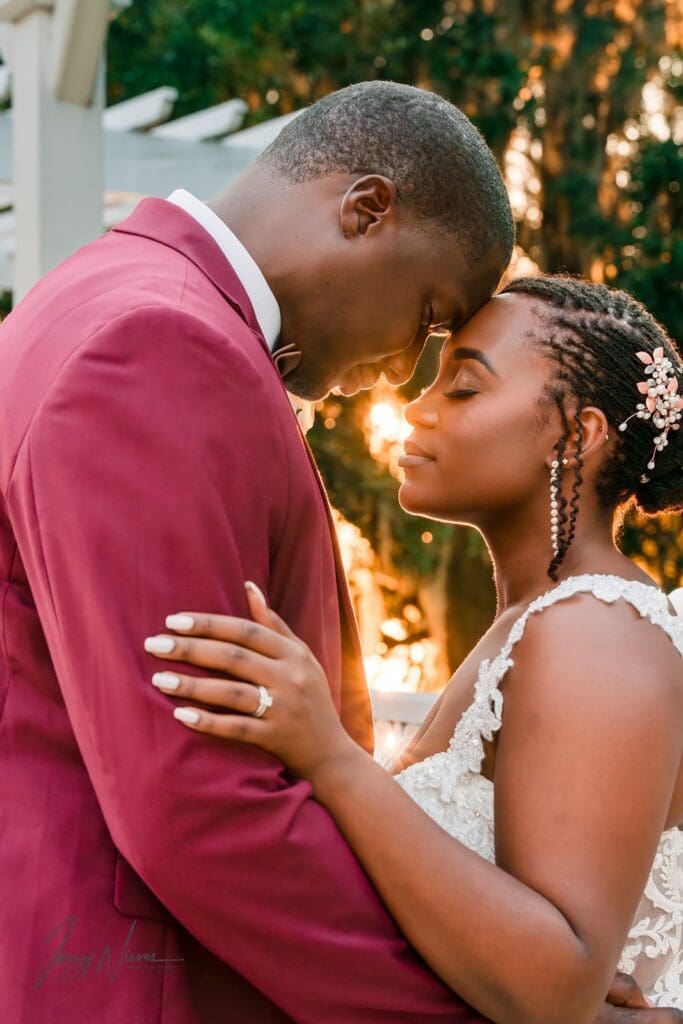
xmin=620 ymin=510 xmax=683 ymax=592
xmin=613 ymin=138 xmax=682 ymax=340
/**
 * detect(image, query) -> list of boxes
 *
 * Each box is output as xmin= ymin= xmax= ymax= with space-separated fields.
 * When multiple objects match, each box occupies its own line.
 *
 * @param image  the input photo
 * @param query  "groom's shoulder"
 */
xmin=3 ymin=221 xmax=270 ymax=378
xmin=8 ymin=216 xmax=258 ymax=353
xmin=0 ymin=239 xmax=277 ymax=469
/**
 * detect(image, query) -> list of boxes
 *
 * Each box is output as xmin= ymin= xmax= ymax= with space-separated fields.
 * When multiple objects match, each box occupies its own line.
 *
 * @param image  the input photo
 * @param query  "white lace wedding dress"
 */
xmin=393 ymin=575 xmax=683 ymax=1008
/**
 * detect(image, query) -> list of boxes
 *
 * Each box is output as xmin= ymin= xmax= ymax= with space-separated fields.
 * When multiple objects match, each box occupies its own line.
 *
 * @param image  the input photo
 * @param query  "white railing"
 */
xmin=370 ymin=689 xmax=439 ymax=763
xmin=151 ymin=98 xmax=247 ymax=142
xmin=103 ymin=86 xmax=178 ymax=132
xmin=223 ymin=110 xmax=302 ymax=151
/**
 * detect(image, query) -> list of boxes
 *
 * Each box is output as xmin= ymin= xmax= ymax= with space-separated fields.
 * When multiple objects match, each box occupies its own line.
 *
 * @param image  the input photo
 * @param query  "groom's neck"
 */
xmin=207 ymin=167 xmax=306 ymax=309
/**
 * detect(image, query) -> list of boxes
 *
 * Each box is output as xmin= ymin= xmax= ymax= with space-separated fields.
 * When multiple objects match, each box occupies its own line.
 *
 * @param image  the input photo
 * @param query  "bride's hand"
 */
xmin=596 ymin=972 xmax=682 ymax=1023
xmin=144 ymin=583 xmax=356 ymax=779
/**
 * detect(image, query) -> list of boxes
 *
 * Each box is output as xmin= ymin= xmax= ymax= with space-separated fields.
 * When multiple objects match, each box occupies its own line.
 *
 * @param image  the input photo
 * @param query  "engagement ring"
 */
xmin=253 ymin=685 xmax=274 ymax=718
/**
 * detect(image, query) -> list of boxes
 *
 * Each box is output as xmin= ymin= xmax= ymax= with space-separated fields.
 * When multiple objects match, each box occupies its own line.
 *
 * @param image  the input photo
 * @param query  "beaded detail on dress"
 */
xmin=394 ymin=575 xmax=683 ymax=1008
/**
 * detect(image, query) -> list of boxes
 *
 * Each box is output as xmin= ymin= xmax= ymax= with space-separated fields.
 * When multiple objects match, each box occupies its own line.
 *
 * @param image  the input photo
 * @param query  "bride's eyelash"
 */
xmin=445 ymin=388 xmax=478 ymax=399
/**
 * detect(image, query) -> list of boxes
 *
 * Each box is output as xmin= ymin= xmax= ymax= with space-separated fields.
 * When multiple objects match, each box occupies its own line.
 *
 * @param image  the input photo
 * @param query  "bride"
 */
xmin=145 ymin=275 xmax=683 ymax=1021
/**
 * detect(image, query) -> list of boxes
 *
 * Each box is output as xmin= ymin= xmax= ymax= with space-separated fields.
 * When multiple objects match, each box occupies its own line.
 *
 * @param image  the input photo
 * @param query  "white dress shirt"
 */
xmin=166 ymin=189 xmax=315 ymax=432
xmin=166 ymin=188 xmax=281 ymax=351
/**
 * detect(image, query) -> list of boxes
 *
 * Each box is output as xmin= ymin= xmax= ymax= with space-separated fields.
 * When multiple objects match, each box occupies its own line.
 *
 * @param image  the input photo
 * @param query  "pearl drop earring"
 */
xmin=550 ymin=460 xmax=561 ymax=558
xmin=550 ymin=457 xmax=569 ymax=558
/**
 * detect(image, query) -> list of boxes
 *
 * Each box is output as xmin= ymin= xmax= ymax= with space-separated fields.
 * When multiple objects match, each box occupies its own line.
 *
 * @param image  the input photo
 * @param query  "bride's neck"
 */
xmin=483 ymin=506 xmax=622 ymax=614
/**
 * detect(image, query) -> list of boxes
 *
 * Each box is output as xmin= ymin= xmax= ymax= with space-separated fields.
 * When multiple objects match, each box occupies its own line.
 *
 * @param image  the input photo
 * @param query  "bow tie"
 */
xmin=273 ymin=341 xmax=302 ymax=380
xmin=273 ymin=342 xmax=315 ymax=433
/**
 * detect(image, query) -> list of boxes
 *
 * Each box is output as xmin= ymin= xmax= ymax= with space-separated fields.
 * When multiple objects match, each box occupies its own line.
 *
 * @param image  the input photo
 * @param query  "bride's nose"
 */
xmin=405 ymin=394 xmax=438 ymax=429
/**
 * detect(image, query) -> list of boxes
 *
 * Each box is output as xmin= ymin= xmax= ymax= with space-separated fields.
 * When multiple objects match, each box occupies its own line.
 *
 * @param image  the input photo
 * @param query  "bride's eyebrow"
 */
xmin=451 ymin=347 xmax=498 ymax=377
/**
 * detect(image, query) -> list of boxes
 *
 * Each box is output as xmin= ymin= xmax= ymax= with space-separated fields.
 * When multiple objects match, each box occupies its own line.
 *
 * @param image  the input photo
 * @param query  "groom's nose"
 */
xmin=380 ymin=327 xmax=430 ymax=387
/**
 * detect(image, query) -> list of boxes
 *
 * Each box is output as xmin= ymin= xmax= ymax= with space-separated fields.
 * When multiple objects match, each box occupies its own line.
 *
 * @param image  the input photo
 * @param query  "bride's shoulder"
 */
xmin=502 ymin=579 xmax=682 ymax=718
xmin=490 ymin=588 xmax=682 ymax=831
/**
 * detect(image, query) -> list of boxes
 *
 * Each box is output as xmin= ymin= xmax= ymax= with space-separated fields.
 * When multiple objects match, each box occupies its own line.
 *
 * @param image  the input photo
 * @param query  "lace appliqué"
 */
xmin=618 ymin=827 xmax=683 ymax=1007
xmin=395 ymin=574 xmax=683 ymax=1008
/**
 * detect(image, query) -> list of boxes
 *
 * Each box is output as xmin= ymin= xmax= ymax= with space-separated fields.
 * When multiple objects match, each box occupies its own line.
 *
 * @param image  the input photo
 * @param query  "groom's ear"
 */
xmin=339 ymin=175 xmax=398 ymax=240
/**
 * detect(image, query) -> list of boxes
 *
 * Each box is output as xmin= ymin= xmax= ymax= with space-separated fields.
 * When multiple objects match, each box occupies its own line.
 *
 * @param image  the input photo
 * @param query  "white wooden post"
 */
xmin=0 ymin=0 xmax=116 ymax=301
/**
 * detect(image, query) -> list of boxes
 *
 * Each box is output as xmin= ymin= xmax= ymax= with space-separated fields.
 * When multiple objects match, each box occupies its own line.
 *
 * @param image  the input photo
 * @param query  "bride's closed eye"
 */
xmin=445 ymin=388 xmax=479 ymax=399
xmin=443 ymin=367 xmax=480 ymax=399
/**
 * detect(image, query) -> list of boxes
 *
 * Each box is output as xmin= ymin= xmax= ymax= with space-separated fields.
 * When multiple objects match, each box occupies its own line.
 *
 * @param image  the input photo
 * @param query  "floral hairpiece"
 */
xmin=618 ymin=346 xmax=683 ymax=483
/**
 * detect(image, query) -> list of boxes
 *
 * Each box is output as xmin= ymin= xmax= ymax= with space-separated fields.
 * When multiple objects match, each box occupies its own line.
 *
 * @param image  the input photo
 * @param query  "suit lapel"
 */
xmin=113 ymin=198 xmax=374 ymax=754
xmin=294 ymin=430 xmax=374 ymax=754
xmin=111 ymin=198 xmax=272 ymax=361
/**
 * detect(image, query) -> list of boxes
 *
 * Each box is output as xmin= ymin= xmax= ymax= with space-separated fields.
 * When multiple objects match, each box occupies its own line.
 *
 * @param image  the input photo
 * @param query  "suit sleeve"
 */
xmin=7 ymin=306 xmax=477 ymax=1023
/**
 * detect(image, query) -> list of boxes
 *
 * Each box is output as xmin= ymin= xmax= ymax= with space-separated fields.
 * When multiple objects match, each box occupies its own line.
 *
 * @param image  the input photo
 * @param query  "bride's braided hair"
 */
xmin=502 ymin=275 xmax=683 ymax=580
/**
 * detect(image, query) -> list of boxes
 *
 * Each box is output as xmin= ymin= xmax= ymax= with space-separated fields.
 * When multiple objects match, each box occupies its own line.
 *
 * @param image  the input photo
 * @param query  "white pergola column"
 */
xmin=0 ymin=0 xmax=114 ymax=301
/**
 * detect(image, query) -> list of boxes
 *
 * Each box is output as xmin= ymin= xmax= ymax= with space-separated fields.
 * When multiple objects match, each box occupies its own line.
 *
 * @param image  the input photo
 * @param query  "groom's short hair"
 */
xmin=259 ymin=81 xmax=514 ymax=267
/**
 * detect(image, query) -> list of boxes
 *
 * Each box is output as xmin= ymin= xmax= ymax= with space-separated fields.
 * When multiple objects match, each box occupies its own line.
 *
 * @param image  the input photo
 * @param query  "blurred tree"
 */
xmin=108 ymin=0 xmax=682 ymax=682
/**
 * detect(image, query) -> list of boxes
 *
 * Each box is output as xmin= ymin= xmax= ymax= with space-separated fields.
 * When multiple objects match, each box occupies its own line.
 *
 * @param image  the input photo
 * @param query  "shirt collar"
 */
xmin=166 ymin=188 xmax=281 ymax=351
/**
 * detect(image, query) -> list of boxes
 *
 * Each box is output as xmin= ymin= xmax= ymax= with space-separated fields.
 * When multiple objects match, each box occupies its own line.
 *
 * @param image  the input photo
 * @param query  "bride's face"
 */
xmin=399 ymin=292 xmax=561 ymax=525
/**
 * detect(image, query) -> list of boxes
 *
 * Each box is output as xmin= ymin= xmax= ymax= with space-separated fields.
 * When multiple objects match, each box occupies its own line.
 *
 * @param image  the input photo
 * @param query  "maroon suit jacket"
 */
xmin=0 ymin=198 xmax=485 ymax=1023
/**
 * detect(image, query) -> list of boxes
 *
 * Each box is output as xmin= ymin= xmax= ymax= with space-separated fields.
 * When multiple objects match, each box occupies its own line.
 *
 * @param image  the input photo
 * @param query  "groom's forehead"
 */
xmin=455 ymin=244 xmax=510 ymax=313
xmin=435 ymin=276 xmax=491 ymax=334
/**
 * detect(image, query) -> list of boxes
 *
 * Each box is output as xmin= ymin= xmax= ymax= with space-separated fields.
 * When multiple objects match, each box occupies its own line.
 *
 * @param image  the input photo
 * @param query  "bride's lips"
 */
xmin=398 ymin=439 xmax=436 ymax=468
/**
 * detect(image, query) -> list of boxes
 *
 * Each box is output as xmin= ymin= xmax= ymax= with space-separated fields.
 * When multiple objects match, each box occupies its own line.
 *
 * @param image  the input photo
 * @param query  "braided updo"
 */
xmin=501 ymin=275 xmax=682 ymax=579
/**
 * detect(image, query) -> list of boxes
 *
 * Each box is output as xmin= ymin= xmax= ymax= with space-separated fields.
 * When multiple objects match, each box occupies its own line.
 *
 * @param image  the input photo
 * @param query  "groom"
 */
xmin=0 ymin=81 xmax=674 ymax=1024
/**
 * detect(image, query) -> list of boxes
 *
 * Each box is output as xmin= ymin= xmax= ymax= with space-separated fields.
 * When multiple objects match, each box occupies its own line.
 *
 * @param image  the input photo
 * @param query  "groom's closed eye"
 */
xmin=430 ymin=314 xmax=463 ymax=337
xmin=423 ymin=312 xmax=451 ymax=336
xmin=382 ymin=328 xmax=432 ymax=386
xmin=423 ymin=296 xmax=467 ymax=337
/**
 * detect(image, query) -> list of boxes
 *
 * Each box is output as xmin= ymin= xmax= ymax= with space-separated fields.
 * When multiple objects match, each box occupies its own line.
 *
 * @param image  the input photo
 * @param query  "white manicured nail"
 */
xmin=152 ymin=672 xmax=181 ymax=691
xmin=245 ymin=581 xmax=267 ymax=605
xmin=174 ymin=707 xmax=200 ymax=724
xmin=144 ymin=635 xmax=176 ymax=654
xmin=165 ymin=614 xmax=195 ymax=632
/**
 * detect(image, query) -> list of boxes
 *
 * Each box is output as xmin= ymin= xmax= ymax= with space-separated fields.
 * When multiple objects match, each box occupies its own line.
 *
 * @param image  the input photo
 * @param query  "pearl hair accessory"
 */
xmin=618 ymin=347 xmax=683 ymax=483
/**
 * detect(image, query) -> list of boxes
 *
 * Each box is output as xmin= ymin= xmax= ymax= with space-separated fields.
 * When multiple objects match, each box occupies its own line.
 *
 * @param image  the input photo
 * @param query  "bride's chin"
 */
xmin=399 ymin=485 xmax=464 ymax=525
xmin=398 ymin=483 xmax=430 ymax=515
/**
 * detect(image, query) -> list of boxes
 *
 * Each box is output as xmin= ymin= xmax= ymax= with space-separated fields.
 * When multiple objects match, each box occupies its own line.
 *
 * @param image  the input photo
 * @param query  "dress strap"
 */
xmin=447 ymin=574 xmax=681 ymax=764
xmin=501 ymin=574 xmax=680 ymax=658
